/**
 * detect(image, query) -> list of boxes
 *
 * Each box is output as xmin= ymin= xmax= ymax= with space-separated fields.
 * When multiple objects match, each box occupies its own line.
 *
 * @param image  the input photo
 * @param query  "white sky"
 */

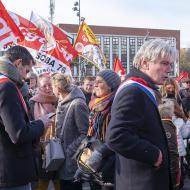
xmin=2 ymin=0 xmax=190 ymax=48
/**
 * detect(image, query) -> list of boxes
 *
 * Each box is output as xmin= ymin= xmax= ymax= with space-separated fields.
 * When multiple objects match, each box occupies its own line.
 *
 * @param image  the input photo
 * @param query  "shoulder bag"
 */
xmin=44 ymin=100 xmax=75 ymax=171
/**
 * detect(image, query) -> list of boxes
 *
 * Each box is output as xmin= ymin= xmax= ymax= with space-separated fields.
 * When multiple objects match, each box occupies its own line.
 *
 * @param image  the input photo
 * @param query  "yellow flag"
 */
xmin=74 ymin=22 xmax=106 ymax=70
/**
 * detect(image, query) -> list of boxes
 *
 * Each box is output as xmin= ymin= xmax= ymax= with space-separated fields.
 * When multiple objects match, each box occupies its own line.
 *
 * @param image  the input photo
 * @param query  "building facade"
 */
xmin=58 ymin=24 xmax=180 ymax=78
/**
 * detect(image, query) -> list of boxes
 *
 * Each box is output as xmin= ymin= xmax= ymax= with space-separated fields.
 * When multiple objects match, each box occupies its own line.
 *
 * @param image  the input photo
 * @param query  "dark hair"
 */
xmin=83 ymin=76 xmax=95 ymax=82
xmin=4 ymin=45 xmax=35 ymax=66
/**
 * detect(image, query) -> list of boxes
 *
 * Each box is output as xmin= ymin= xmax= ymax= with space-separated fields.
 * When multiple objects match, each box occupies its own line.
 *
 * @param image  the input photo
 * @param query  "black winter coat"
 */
xmin=56 ymin=86 xmax=89 ymax=180
xmin=162 ymin=120 xmax=179 ymax=189
xmin=0 ymin=79 xmax=44 ymax=187
xmin=106 ymin=68 xmax=172 ymax=190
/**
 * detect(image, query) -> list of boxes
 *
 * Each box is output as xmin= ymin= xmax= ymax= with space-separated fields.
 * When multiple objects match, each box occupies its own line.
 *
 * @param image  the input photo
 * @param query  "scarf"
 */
xmin=31 ymin=88 xmax=57 ymax=119
xmin=116 ymin=77 xmax=158 ymax=106
xmin=87 ymin=93 xmax=114 ymax=141
xmin=126 ymin=68 xmax=162 ymax=104
xmin=0 ymin=74 xmax=28 ymax=114
xmin=0 ymin=57 xmax=23 ymax=87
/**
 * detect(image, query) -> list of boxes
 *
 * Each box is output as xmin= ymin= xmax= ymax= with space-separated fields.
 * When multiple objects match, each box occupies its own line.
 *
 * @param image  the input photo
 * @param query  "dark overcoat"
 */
xmin=106 ymin=68 xmax=172 ymax=190
xmin=0 ymin=78 xmax=44 ymax=187
xmin=56 ymin=86 xmax=89 ymax=180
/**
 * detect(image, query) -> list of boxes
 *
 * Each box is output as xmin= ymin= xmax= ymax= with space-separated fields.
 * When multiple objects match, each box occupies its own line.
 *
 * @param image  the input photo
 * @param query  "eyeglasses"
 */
xmin=160 ymin=61 xmax=173 ymax=67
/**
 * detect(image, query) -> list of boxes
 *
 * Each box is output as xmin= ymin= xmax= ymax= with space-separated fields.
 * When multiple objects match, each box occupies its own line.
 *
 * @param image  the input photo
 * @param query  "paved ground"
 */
xmin=48 ymin=178 xmax=190 ymax=190
xmin=183 ymin=177 xmax=190 ymax=190
xmin=82 ymin=179 xmax=190 ymax=190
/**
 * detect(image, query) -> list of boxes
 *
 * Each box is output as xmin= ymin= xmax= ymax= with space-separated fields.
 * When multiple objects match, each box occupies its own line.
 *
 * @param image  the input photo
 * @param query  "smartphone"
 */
xmin=48 ymin=113 xmax=56 ymax=119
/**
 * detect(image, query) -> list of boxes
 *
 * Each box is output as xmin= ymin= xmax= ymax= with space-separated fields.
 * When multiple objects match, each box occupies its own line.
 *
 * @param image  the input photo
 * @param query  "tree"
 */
xmin=179 ymin=48 xmax=190 ymax=76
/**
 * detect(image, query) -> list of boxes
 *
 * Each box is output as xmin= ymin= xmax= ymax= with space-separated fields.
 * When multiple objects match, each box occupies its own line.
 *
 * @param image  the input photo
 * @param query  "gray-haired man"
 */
xmin=106 ymin=39 xmax=178 ymax=190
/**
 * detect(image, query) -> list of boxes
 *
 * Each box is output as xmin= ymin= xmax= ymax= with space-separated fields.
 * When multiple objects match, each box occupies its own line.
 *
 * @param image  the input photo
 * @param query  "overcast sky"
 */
xmin=2 ymin=0 xmax=190 ymax=48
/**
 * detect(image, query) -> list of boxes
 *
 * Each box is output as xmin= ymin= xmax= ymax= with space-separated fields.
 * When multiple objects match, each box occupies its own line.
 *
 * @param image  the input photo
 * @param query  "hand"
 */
xmin=74 ymin=168 xmax=91 ymax=182
xmin=86 ymin=150 xmax=103 ymax=172
xmin=154 ymin=150 xmax=163 ymax=167
xmin=39 ymin=114 xmax=52 ymax=128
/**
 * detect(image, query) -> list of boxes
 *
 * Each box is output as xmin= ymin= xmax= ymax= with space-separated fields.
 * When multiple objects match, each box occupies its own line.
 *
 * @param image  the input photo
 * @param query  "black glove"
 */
xmin=86 ymin=150 xmax=103 ymax=172
xmin=74 ymin=168 xmax=92 ymax=182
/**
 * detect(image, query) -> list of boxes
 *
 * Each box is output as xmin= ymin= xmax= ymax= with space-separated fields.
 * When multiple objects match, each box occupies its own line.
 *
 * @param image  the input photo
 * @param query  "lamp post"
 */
xmin=144 ymin=30 xmax=150 ymax=42
xmin=49 ymin=0 xmax=55 ymax=23
xmin=72 ymin=0 xmax=81 ymax=25
xmin=72 ymin=0 xmax=86 ymax=81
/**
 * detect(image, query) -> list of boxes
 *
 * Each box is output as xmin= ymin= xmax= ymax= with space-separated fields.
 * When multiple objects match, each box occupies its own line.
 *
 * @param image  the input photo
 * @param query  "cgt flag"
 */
xmin=114 ymin=56 xmax=126 ymax=79
xmin=30 ymin=12 xmax=78 ymax=66
xmin=0 ymin=0 xmax=24 ymax=49
xmin=74 ymin=22 xmax=106 ymax=70
xmin=8 ymin=11 xmax=76 ymax=75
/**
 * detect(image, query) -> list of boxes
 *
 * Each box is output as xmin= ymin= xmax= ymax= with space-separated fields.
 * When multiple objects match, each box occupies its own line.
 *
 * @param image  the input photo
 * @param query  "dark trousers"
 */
xmin=90 ymin=181 xmax=114 ymax=190
xmin=60 ymin=180 xmax=82 ymax=190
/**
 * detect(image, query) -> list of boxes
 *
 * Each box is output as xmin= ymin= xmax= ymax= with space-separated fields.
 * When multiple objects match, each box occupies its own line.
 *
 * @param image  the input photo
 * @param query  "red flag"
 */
xmin=29 ymin=12 xmax=78 ymax=65
xmin=0 ymin=1 xmax=24 ymax=49
xmin=176 ymin=71 xmax=189 ymax=82
xmin=8 ymin=11 xmax=75 ymax=75
xmin=114 ymin=56 xmax=125 ymax=76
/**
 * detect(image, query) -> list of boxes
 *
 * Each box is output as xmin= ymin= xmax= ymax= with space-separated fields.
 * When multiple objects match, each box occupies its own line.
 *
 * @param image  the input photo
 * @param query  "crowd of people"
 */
xmin=0 ymin=39 xmax=190 ymax=190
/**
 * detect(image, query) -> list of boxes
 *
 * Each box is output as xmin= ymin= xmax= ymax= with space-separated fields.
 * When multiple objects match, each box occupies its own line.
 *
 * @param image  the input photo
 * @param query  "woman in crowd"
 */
xmin=26 ymin=72 xmax=38 ymax=98
xmin=75 ymin=69 xmax=121 ymax=190
xmin=158 ymin=100 xmax=180 ymax=190
xmin=171 ymin=99 xmax=190 ymax=188
xmin=160 ymin=78 xmax=182 ymax=106
xmin=51 ymin=73 xmax=89 ymax=190
xmin=29 ymin=74 xmax=57 ymax=120
xmin=29 ymin=73 xmax=58 ymax=190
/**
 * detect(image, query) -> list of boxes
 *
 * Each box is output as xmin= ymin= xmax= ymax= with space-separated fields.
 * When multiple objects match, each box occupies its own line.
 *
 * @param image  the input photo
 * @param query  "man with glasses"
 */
xmin=106 ymin=39 xmax=178 ymax=190
xmin=0 ymin=46 xmax=51 ymax=190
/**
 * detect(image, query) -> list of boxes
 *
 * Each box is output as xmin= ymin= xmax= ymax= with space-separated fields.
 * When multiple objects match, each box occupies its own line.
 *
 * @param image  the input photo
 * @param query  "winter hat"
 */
xmin=97 ymin=69 xmax=121 ymax=91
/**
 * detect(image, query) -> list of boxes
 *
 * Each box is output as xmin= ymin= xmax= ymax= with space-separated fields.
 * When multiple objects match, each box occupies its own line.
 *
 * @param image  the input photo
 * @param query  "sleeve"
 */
xmin=106 ymin=86 xmax=160 ymax=166
xmin=0 ymin=82 xmax=44 ymax=144
xmin=67 ymin=100 xmax=89 ymax=157
xmin=181 ymin=120 xmax=190 ymax=139
xmin=28 ymin=99 xmax=35 ymax=120
xmin=97 ymin=144 xmax=114 ymax=158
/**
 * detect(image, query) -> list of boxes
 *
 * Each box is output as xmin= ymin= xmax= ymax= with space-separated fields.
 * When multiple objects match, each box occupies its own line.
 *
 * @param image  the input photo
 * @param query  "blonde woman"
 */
xmin=51 ymin=73 xmax=89 ymax=190
xmin=160 ymin=78 xmax=182 ymax=105
xmin=29 ymin=74 xmax=58 ymax=190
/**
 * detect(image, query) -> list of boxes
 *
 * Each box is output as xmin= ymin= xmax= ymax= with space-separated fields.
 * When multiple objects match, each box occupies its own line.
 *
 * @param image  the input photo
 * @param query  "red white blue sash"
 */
xmin=115 ymin=78 xmax=157 ymax=106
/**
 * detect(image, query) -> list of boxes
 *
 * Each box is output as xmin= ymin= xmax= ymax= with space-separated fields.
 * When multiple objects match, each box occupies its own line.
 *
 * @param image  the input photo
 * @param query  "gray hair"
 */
xmin=133 ymin=39 xmax=178 ymax=69
xmin=158 ymin=99 xmax=174 ymax=119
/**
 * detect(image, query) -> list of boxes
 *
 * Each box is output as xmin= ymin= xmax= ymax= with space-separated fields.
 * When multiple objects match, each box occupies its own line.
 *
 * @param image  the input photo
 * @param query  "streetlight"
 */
xmin=49 ymin=0 xmax=55 ymax=23
xmin=72 ymin=0 xmax=86 ymax=80
xmin=144 ymin=31 xmax=150 ymax=42
xmin=72 ymin=0 xmax=85 ymax=25
xmin=72 ymin=0 xmax=80 ymax=25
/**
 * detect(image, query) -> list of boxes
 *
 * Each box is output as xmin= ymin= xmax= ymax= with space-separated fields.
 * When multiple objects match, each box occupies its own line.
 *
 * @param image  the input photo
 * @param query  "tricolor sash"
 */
xmin=115 ymin=78 xmax=157 ymax=106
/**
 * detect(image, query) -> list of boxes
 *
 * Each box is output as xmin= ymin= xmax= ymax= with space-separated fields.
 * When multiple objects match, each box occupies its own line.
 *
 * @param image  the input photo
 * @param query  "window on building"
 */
xmin=96 ymin=36 xmax=101 ymax=45
xmin=103 ymin=37 xmax=110 ymax=68
xmin=137 ymin=38 xmax=144 ymax=50
xmin=85 ymin=64 xmax=93 ymax=76
xmin=121 ymin=37 xmax=127 ymax=71
xmin=129 ymin=37 xmax=136 ymax=71
xmin=112 ymin=37 xmax=119 ymax=64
